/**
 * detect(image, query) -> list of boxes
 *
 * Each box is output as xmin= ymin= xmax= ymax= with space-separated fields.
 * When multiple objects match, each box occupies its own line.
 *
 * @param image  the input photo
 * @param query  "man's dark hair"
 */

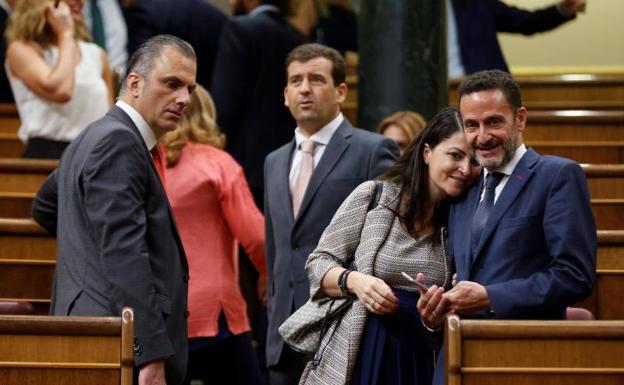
xmin=285 ymin=43 xmax=346 ymax=86
xmin=458 ymin=69 xmax=522 ymax=110
xmin=121 ymin=34 xmax=196 ymax=93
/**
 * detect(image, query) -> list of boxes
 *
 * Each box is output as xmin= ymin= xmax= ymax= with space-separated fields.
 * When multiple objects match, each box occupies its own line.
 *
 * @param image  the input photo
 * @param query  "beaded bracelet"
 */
xmin=337 ymin=269 xmax=353 ymax=297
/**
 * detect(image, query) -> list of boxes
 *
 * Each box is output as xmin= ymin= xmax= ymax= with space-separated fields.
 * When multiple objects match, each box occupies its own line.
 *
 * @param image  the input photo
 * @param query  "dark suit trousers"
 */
xmin=268 ymin=345 xmax=309 ymax=385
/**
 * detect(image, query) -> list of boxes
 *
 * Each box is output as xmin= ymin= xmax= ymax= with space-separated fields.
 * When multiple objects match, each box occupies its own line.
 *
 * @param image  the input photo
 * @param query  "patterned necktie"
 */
xmin=292 ymin=139 xmax=317 ymax=217
xmin=471 ymin=172 xmax=504 ymax=254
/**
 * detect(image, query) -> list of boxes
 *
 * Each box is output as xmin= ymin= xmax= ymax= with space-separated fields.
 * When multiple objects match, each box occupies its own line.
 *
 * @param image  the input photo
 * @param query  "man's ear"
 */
xmin=515 ymin=106 xmax=527 ymax=132
xmin=335 ymin=82 xmax=347 ymax=104
xmin=284 ymin=86 xmax=289 ymax=107
xmin=126 ymin=72 xmax=143 ymax=98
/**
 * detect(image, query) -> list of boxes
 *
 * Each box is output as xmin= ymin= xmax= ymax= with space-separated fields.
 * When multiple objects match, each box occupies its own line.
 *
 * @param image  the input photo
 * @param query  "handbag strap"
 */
xmin=312 ymin=298 xmax=338 ymax=367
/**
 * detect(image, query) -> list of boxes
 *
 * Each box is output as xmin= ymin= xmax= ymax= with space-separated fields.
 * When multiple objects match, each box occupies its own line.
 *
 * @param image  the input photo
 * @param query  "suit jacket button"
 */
xmin=288 ymin=281 xmax=293 ymax=288
xmin=183 ymin=274 xmax=189 ymax=282
xmin=184 ymin=310 xmax=190 ymax=318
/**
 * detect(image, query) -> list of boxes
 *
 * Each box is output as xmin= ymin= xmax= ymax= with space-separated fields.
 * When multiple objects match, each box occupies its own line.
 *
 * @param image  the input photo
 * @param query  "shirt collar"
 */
xmin=116 ymin=100 xmax=157 ymax=151
xmin=294 ymin=113 xmax=344 ymax=149
xmin=249 ymin=4 xmax=279 ymax=17
xmin=484 ymin=143 xmax=527 ymax=179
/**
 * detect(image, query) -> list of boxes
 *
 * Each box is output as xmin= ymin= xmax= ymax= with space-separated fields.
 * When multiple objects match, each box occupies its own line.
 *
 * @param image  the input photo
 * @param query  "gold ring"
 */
xmin=369 ymin=298 xmax=375 ymax=306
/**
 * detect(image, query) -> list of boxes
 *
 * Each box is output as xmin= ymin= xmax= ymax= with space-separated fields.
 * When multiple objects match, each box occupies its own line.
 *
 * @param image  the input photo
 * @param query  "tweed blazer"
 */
xmin=301 ymin=180 xmax=404 ymax=384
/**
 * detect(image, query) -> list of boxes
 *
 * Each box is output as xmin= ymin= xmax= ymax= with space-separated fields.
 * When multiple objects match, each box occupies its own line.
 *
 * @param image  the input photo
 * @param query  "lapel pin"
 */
xmin=515 ymin=175 xmax=524 ymax=181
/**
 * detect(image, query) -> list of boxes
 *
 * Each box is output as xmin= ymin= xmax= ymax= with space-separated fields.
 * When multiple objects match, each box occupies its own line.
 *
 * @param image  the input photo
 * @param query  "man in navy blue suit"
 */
xmin=418 ymin=69 xmax=596 ymax=384
xmin=448 ymin=0 xmax=587 ymax=77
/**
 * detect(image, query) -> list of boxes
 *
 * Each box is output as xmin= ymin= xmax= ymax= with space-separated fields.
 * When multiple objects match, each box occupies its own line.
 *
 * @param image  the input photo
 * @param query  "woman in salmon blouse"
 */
xmin=157 ymin=84 xmax=267 ymax=385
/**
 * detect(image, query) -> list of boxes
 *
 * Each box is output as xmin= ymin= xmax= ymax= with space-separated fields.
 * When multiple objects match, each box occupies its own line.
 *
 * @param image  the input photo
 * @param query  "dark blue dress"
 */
xmin=350 ymin=288 xmax=436 ymax=385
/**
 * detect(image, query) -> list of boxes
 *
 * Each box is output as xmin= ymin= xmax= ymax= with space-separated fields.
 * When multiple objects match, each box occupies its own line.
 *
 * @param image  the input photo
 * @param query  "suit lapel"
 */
xmin=109 ymin=106 xmax=189 ymax=269
xmin=471 ymin=148 xmax=539 ymax=270
xmin=273 ymin=140 xmax=296 ymax=228
xmin=455 ymin=179 xmax=482 ymax=278
xmin=294 ymin=120 xmax=352 ymax=222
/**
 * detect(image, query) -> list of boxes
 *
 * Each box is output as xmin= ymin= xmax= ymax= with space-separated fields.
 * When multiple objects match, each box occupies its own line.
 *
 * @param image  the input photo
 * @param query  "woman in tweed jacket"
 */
xmin=300 ymin=108 xmax=477 ymax=384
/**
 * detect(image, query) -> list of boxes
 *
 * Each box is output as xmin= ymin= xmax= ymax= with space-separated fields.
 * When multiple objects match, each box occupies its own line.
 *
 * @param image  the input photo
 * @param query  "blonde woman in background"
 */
xmin=378 ymin=110 xmax=427 ymax=156
xmin=155 ymin=84 xmax=267 ymax=385
xmin=5 ymin=0 xmax=112 ymax=158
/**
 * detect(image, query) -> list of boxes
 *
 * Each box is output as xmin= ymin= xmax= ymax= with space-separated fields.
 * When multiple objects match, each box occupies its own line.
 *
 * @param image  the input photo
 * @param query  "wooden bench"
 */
xmin=445 ymin=315 xmax=624 ymax=385
xmin=0 ymin=307 xmax=134 ymax=385
xmin=577 ymin=230 xmax=624 ymax=320
xmin=0 ymin=218 xmax=55 ymax=314
xmin=525 ymin=110 xmax=624 ymax=141
xmin=0 ymin=103 xmax=20 ymax=134
xmin=526 ymin=141 xmax=624 ymax=164
xmin=0 ymin=133 xmax=24 ymax=158
xmin=582 ymin=164 xmax=624 ymax=199
xmin=344 ymin=74 xmax=624 ymax=126
xmin=0 ymin=158 xmax=56 ymax=193
xmin=449 ymin=74 xmax=624 ymax=110
xmin=0 ymin=192 xmax=35 ymax=218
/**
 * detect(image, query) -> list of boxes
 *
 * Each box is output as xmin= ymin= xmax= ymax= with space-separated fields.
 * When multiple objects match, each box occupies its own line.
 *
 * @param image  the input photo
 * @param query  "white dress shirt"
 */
xmin=479 ymin=143 xmax=528 ymax=204
xmin=116 ymin=100 xmax=156 ymax=151
xmin=289 ymin=113 xmax=344 ymax=191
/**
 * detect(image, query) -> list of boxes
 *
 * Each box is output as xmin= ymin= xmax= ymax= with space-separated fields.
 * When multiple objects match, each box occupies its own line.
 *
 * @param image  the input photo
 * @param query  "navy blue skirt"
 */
xmin=351 ymin=288 xmax=435 ymax=385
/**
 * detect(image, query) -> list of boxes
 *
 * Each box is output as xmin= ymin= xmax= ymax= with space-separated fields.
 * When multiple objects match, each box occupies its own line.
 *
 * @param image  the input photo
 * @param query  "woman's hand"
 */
xmin=257 ymin=273 xmax=268 ymax=306
xmin=45 ymin=1 xmax=75 ymax=40
xmin=416 ymin=273 xmax=449 ymax=329
xmin=347 ymin=272 xmax=399 ymax=315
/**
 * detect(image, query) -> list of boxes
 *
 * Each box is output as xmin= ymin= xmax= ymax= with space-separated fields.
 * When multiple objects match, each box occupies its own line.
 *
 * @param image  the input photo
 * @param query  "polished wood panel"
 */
xmin=0 ymin=192 xmax=34 ymax=218
xmin=591 ymin=199 xmax=624 ymax=230
xmin=0 ymin=158 xmax=57 ymax=193
xmin=449 ymin=74 xmax=624 ymax=110
xmin=345 ymin=74 xmax=624 ymax=126
xmin=0 ymin=133 xmax=23 ymax=158
xmin=0 ymin=103 xmax=20 ymax=134
xmin=525 ymin=110 xmax=624 ymax=141
xmin=527 ymin=141 xmax=624 ymax=164
xmin=582 ymin=164 xmax=624 ymax=199
xmin=445 ymin=315 xmax=624 ymax=385
xmin=0 ymin=219 xmax=54 ymax=311
xmin=0 ymin=307 xmax=134 ymax=385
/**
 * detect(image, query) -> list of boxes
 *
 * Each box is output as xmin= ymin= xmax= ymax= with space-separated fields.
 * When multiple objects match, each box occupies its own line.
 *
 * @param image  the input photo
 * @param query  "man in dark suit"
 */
xmin=31 ymin=35 xmax=197 ymax=385
xmin=417 ymin=70 xmax=596 ymax=385
xmin=448 ymin=0 xmax=586 ymax=76
xmin=264 ymin=43 xmax=399 ymax=385
xmin=123 ymin=0 xmax=226 ymax=88
xmin=211 ymin=0 xmax=304 ymax=208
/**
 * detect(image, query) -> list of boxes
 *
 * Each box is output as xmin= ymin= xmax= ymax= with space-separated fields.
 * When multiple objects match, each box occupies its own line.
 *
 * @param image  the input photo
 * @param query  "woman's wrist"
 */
xmin=57 ymin=31 xmax=75 ymax=45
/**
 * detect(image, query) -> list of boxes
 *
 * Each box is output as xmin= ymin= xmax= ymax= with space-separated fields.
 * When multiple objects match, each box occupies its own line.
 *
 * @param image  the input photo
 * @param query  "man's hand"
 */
xmin=443 ymin=281 xmax=491 ymax=314
xmin=416 ymin=273 xmax=450 ymax=329
xmin=561 ymin=0 xmax=586 ymax=17
xmin=139 ymin=359 xmax=166 ymax=385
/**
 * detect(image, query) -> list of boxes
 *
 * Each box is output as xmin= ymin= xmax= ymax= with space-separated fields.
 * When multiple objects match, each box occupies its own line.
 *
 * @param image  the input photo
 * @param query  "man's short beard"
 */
xmin=473 ymin=127 xmax=519 ymax=170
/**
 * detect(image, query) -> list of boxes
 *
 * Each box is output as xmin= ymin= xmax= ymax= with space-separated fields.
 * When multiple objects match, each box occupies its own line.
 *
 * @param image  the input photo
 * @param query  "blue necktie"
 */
xmin=471 ymin=172 xmax=504 ymax=255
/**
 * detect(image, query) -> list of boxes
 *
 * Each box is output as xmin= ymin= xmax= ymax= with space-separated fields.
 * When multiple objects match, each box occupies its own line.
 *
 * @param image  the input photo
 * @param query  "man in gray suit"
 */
xmin=263 ymin=43 xmax=399 ymax=385
xmin=31 ymin=35 xmax=196 ymax=385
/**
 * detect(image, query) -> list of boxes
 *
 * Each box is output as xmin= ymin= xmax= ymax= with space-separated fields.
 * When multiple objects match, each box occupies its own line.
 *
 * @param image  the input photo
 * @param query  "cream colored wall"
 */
xmin=498 ymin=0 xmax=624 ymax=74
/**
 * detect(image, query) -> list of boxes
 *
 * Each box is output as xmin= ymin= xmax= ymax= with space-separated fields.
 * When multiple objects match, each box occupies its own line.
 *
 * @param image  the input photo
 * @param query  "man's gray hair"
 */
xmin=120 ymin=34 xmax=196 ymax=94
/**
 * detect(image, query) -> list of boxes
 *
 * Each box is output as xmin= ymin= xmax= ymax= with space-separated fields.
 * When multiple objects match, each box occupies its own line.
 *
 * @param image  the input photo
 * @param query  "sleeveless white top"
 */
xmin=8 ymin=40 xmax=109 ymax=143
